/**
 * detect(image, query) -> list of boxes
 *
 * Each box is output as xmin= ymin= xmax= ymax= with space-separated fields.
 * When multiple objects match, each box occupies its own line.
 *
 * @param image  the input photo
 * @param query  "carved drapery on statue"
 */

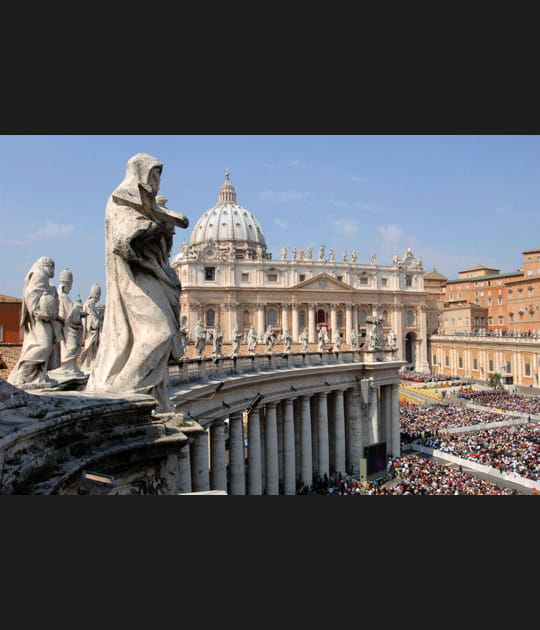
xmin=86 ymin=153 xmax=189 ymax=412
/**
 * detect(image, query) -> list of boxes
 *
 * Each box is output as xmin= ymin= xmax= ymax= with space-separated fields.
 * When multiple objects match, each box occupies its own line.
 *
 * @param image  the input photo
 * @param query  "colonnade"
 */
xmin=176 ymin=382 xmax=400 ymax=495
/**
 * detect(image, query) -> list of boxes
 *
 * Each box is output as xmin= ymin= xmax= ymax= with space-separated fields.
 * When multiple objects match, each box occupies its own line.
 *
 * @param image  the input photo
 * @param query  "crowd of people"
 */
xmin=457 ymin=390 xmax=540 ymax=415
xmin=365 ymin=454 xmax=523 ymax=495
xmin=400 ymin=402 xmax=511 ymax=443
xmin=415 ymin=424 xmax=540 ymax=481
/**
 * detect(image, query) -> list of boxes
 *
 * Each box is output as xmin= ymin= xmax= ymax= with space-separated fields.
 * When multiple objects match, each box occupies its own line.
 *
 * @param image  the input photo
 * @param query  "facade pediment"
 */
xmin=293 ymin=272 xmax=354 ymax=291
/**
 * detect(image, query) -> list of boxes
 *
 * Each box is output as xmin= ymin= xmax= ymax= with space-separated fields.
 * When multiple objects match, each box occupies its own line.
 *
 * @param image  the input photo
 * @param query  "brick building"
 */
xmin=0 ymin=294 xmax=22 ymax=344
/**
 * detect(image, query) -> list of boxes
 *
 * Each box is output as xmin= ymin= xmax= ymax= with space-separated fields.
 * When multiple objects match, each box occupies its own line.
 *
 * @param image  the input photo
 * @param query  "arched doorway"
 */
xmin=405 ymin=332 xmax=416 ymax=367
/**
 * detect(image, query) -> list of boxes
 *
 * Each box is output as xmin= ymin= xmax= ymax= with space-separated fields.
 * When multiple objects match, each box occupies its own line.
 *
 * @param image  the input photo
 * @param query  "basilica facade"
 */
xmin=171 ymin=172 xmax=430 ymax=372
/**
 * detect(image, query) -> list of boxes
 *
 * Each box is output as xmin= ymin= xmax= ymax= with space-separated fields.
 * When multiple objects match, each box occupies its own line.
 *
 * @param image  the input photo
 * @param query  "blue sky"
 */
xmin=1 ymin=134 xmax=539 ymax=300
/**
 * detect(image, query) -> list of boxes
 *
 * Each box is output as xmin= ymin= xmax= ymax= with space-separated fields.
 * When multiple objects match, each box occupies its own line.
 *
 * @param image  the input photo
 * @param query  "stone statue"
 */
xmin=283 ymin=329 xmax=292 ymax=353
xmin=86 ymin=153 xmax=189 ymax=413
xmin=366 ymin=315 xmax=384 ymax=350
xmin=319 ymin=245 xmax=325 ymax=261
xmin=306 ymin=247 xmax=312 ymax=261
xmin=281 ymin=247 xmax=287 ymax=260
xmin=387 ymin=329 xmax=397 ymax=349
xmin=247 ymin=324 xmax=258 ymax=353
xmin=350 ymin=328 xmax=357 ymax=349
xmin=212 ymin=323 xmax=223 ymax=358
xmin=333 ymin=329 xmax=342 ymax=352
xmin=80 ymin=283 xmax=102 ymax=372
xmin=299 ymin=328 xmax=308 ymax=352
xmin=177 ymin=315 xmax=189 ymax=359
xmin=230 ymin=325 xmax=242 ymax=357
xmin=351 ymin=250 xmax=357 ymax=263
xmin=264 ymin=325 xmax=276 ymax=353
xmin=328 ymin=248 xmax=335 ymax=262
xmin=8 ymin=257 xmax=64 ymax=388
xmin=51 ymin=268 xmax=88 ymax=376
xmin=318 ymin=328 xmax=326 ymax=352
xmin=343 ymin=250 xmax=348 ymax=263
xmin=195 ymin=320 xmax=207 ymax=358
xmin=291 ymin=247 xmax=297 ymax=261
xmin=371 ymin=252 xmax=376 ymax=265
xmin=298 ymin=249 xmax=304 ymax=261
xmin=392 ymin=253 xmax=399 ymax=266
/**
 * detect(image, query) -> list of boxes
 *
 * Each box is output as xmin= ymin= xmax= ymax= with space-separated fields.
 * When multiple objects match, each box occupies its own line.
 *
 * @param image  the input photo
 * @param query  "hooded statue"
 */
xmin=86 ymin=153 xmax=189 ymax=412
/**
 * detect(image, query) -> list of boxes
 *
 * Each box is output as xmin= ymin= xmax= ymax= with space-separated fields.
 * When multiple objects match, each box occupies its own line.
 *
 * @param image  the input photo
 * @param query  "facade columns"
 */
xmin=210 ymin=420 xmax=227 ymax=491
xmin=368 ymin=385 xmax=379 ymax=445
xmin=264 ymin=402 xmax=279 ymax=495
xmin=390 ymin=383 xmax=401 ymax=458
xmin=345 ymin=305 xmax=352 ymax=345
xmin=300 ymin=395 xmax=313 ymax=487
xmin=257 ymin=305 xmax=265 ymax=339
xmin=281 ymin=305 xmax=289 ymax=334
xmin=308 ymin=304 xmax=316 ymax=343
xmin=247 ymin=408 xmax=262 ymax=495
xmin=191 ymin=431 xmax=210 ymax=492
xmin=291 ymin=303 xmax=299 ymax=341
xmin=392 ymin=305 xmax=404 ymax=361
xmin=228 ymin=413 xmax=246 ymax=495
xmin=330 ymin=304 xmax=337 ymax=339
xmin=416 ymin=305 xmax=430 ymax=372
xmin=283 ymin=398 xmax=296 ymax=495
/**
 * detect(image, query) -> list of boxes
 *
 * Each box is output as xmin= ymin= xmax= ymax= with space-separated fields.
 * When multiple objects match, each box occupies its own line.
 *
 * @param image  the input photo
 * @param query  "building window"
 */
xmin=458 ymin=357 xmax=463 ymax=368
xmin=204 ymin=267 xmax=215 ymax=281
xmin=337 ymin=310 xmax=343 ymax=326
xmin=206 ymin=309 xmax=215 ymax=327
xmin=337 ymin=275 xmax=343 ymax=282
xmin=406 ymin=310 xmax=415 ymax=326
xmin=433 ymin=354 xmax=437 ymax=365
xmin=243 ymin=310 xmax=250 ymax=326
xmin=299 ymin=274 xmax=306 ymax=282
xmin=509 ymin=313 xmax=514 ymax=323
xmin=525 ymin=362 xmax=531 ymax=376
xmin=487 ymin=298 xmax=492 ymax=306
xmin=498 ymin=297 xmax=503 ymax=305
xmin=0 ymin=324 xmax=3 ymax=342
xmin=506 ymin=361 xmax=511 ymax=374
xmin=359 ymin=277 xmax=368 ymax=285
xmin=473 ymin=358 xmax=478 ymax=370
xmin=445 ymin=356 xmax=449 ymax=367
xmin=359 ymin=309 xmax=367 ymax=324
xmin=241 ymin=272 xmax=249 ymax=282
xmin=381 ymin=278 xmax=388 ymax=287
xmin=499 ymin=316 xmax=504 ymax=324
xmin=489 ymin=359 xmax=494 ymax=372
xmin=267 ymin=309 xmax=277 ymax=325
xmin=268 ymin=273 xmax=278 ymax=282
xmin=406 ymin=276 xmax=412 ymax=287
xmin=299 ymin=310 xmax=306 ymax=327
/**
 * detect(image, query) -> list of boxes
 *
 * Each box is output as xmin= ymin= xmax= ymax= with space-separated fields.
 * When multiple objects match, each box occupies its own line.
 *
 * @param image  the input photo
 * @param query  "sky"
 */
xmin=1 ymin=133 xmax=539 ymax=301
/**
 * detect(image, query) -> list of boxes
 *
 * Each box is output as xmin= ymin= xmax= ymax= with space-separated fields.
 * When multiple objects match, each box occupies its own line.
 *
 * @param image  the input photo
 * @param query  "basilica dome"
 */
xmin=188 ymin=172 xmax=267 ymax=254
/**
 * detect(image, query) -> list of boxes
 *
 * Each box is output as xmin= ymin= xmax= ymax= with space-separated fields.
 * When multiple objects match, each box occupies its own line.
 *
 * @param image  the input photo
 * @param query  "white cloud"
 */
xmin=377 ymin=224 xmax=404 ymax=245
xmin=286 ymin=159 xmax=303 ymax=168
xmin=24 ymin=221 xmax=75 ymax=242
xmin=259 ymin=190 xmax=310 ymax=203
xmin=332 ymin=217 xmax=359 ymax=236
xmin=275 ymin=218 xmax=288 ymax=229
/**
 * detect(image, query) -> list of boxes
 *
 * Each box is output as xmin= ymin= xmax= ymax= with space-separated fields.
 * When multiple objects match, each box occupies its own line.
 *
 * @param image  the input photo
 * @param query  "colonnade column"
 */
xmin=283 ymin=398 xmax=296 ymax=495
xmin=390 ymin=383 xmax=401 ymax=457
xmin=352 ymin=305 xmax=359 ymax=338
xmin=300 ymin=395 xmax=313 ymax=487
xmin=247 ymin=409 xmax=262 ymax=495
xmin=228 ymin=413 xmax=246 ymax=495
xmin=345 ymin=384 xmax=362 ymax=477
xmin=308 ymin=304 xmax=316 ymax=343
xmin=291 ymin=303 xmax=299 ymax=341
xmin=177 ymin=445 xmax=192 ymax=494
xmin=333 ymin=389 xmax=346 ymax=476
xmin=264 ymin=402 xmax=279 ymax=495
xmin=416 ymin=305 xmax=429 ymax=372
xmin=317 ymin=392 xmax=329 ymax=477
xmin=210 ymin=420 xmax=227 ymax=491
xmin=191 ymin=431 xmax=210 ymax=492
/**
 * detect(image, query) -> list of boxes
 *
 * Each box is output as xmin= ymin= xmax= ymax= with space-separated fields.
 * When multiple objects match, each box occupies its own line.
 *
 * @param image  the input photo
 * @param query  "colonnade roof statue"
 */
xmin=86 ymin=153 xmax=189 ymax=413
